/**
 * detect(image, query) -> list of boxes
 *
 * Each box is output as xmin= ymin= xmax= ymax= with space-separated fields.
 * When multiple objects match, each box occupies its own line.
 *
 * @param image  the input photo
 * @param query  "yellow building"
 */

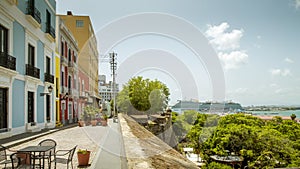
xmin=54 ymin=51 xmax=61 ymax=126
xmin=59 ymin=11 xmax=100 ymax=107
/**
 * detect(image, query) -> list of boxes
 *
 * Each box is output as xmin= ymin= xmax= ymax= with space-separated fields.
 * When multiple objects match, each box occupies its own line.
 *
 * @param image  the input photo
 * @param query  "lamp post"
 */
xmin=40 ymin=85 xmax=53 ymax=96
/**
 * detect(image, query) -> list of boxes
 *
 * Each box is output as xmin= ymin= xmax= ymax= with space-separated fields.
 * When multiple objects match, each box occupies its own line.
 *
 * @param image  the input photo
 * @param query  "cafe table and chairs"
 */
xmin=17 ymin=145 xmax=53 ymax=169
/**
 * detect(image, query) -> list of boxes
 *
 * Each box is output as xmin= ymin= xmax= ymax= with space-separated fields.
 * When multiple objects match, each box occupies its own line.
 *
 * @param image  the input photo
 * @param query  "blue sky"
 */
xmin=57 ymin=0 xmax=300 ymax=106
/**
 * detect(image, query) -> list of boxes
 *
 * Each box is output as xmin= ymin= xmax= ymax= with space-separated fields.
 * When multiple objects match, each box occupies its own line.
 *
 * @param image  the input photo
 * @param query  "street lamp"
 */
xmin=40 ymin=85 xmax=53 ymax=96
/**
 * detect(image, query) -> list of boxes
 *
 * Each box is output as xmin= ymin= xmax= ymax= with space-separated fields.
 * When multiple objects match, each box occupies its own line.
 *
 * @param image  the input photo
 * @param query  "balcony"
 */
xmin=79 ymin=91 xmax=88 ymax=99
xmin=60 ymin=56 xmax=68 ymax=66
xmin=68 ymin=88 xmax=73 ymax=97
xmin=0 ymin=52 xmax=16 ymax=71
xmin=45 ymin=23 xmax=55 ymax=42
xmin=26 ymin=64 xmax=40 ymax=79
xmin=44 ymin=72 xmax=54 ymax=83
xmin=68 ymin=62 xmax=78 ymax=73
xmin=61 ymin=86 xmax=68 ymax=94
xmin=26 ymin=6 xmax=41 ymax=28
xmin=72 ymin=89 xmax=79 ymax=97
xmin=46 ymin=23 xmax=55 ymax=38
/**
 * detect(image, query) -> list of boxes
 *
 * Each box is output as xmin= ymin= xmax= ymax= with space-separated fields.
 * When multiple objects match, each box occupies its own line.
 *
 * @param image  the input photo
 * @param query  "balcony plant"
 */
xmin=77 ymin=149 xmax=91 ymax=166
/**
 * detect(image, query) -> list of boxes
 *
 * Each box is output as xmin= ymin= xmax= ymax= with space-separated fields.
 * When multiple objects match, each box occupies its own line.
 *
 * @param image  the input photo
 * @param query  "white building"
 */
xmin=98 ymin=75 xmax=119 ymax=103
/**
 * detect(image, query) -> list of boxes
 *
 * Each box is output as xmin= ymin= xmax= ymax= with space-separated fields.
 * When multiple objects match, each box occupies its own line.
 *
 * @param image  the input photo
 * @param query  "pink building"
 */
xmin=78 ymin=69 xmax=90 ymax=120
xmin=57 ymin=16 xmax=79 ymax=125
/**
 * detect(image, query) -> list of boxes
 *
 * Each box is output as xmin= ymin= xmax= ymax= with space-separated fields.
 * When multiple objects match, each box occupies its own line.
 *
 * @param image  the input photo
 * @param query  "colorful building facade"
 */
xmin=0 ymin=0 xmax=56 ymax=138
xmin=59 ymin=11 xmax=101 ymax=109
xmin=56 ymin=15 xmax=79 ymax=125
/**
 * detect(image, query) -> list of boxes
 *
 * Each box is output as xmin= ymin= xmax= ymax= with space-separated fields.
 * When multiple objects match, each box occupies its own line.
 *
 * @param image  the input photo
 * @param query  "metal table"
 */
xmin=17 ymin=146 xmax=53 ymax=169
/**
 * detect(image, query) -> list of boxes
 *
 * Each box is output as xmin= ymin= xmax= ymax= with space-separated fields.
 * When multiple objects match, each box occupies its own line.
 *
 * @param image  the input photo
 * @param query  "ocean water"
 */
xmin=249 ymin=110 xmax=300 ymax=117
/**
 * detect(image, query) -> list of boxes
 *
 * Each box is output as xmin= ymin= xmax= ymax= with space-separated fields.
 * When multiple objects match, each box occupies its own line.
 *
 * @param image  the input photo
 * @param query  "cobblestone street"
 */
xmin=0 ymin=119 xmax=124 ymax=169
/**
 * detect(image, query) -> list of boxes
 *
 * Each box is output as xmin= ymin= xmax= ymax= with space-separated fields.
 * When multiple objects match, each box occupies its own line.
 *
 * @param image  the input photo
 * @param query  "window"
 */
xmin=46 ymin=10 xmax=51 ymax=28
xmin=28 ymin=44 xmax=35 ymax=66
xmin=76 ymin=20 xmax=84 ymax=27
xmin=0 ymin=88 xmax=8 ymax=131
xmin=61 ymin=71 xmax=64 ymax=86
xmin=0 ymin=25 xmax=8 ymax=53
xmin=74 ymin=53 xmax=77 ymax=63
xmin=56 ymin=78 xmax=59 ymax=97
xmin=28 ymin=91 xmax=34 ymax=123
xmin=68 ymin=49 xmax=71 ymax=62
xmin=46 ymin=56 xmax=50 ymax=74
xmin=46 ymin=95 xmax=50 ymax=122
xmin=68 ymin=76 xmax=71 ymax=90
xmin=61 ymin=41 xmax=64 ymax=56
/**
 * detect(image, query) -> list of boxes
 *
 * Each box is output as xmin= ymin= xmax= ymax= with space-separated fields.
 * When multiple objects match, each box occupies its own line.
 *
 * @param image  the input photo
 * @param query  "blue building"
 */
xmin=0 ymin=0 xmax=56 ymax=138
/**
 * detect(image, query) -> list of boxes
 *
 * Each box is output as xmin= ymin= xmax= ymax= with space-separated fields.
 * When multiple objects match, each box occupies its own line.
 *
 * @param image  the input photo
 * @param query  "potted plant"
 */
xmin=83 ymin=105 xmax=97 ymax=126
xmin=77 ymin=149 xmax=91 ymax=166
xmin=78 ymin=120 xmax=85 ymax=127
xmin=101 ymin=114 xmax=108 ymax=126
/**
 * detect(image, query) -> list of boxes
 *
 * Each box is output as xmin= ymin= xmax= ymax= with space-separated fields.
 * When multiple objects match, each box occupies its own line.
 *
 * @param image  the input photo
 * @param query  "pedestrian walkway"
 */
xmin=91 ymin=118 xmax=127 ymax=169
xmin=0 ymin=119 xmax=126 ymax=169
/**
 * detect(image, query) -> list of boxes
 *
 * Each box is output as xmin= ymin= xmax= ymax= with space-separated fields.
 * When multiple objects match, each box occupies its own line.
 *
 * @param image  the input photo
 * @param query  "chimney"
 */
xmin=67 ymin=11 xmax=73 ymax=15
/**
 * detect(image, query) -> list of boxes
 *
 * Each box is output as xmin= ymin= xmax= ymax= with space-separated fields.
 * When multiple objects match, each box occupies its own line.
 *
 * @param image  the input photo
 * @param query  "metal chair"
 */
xmin=52 ymin=145 xmax=77 ymax=169
xmin=10 ymin=152 xmax=33 ymax=169
xmin=0 ymin=145 xmax=12 ymax=168
xmin=36 ymin=139 xmax=57 ymax=167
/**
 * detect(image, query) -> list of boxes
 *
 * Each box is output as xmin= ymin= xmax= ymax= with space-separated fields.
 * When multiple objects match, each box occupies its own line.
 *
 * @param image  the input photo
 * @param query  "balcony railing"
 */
xmin=44 ymin=72 xmax=54 ymax=83
xmin=26 ymin=64 xmax=40 ymax=79
xmin=26 ymin=6 xmax=41 ymax=24
xmin=0 ymin=52 xmax=16 ymax=71
xmin=68 ymin=88 xmax=72 ymax=96
xmin=46 ymin=23 xmax=56 ymax=39
xmin=61 ymin=56 xmax=68 ymax=65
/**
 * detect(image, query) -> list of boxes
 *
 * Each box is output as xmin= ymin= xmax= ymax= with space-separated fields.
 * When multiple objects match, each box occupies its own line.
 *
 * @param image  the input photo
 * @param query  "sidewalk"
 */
xmin=0 ymin=119 xmax=126 ymax=169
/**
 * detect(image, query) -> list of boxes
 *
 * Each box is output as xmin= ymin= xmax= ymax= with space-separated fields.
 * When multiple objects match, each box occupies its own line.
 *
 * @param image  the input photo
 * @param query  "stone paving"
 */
xmin=0 ymin=120 xmax=117 ymax=169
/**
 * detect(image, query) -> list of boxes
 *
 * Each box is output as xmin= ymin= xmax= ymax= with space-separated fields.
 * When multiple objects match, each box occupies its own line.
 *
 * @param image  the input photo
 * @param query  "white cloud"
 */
xmin=205 ymin=22 xmax=244 ymax=50
xmin=295 ymin=0 xmax=300 ymax=9
xmin=270 ymin=83 xmax=279 ymax=88
xmin=257 ymin=35 xmax=261 ymax=39
xmin=270 ymin=68 xmax=292 ymax=76
xmin=284 ymin=57 xmax=294 ymax=63
xmin=218 ymin=51 xmax=248 ymax=70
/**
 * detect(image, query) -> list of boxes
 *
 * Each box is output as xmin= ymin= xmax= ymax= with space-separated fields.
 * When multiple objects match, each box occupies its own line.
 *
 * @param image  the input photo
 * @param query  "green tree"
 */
xmin=203 ymin=162 xmax=232 ymax=169
xmin=196 ymin=113 xmax=300 ymax=168
xmin=117 ymin=76 xmax=170 ymax=114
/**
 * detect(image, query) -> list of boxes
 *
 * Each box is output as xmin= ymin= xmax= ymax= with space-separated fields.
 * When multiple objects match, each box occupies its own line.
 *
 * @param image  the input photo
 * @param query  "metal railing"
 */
xmin=46 ymin=23 xmax=56 ymax=38
xmin=0 ymin=52 xmax=16 ymax=71
xmin=61 ymin=56 xmax=68 ymax=65
xmin=44 ymin=72 xmax=54 ymax=83
xmin=26 ymin=64 xmax=40 ymax=79
xmin=26 ymin=6 xmax=41 ymax=24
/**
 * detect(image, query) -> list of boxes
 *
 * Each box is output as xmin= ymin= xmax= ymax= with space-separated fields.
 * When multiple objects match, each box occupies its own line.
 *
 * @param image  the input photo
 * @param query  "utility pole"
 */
xmin=110 ymin=52 xmax=117 ymax=117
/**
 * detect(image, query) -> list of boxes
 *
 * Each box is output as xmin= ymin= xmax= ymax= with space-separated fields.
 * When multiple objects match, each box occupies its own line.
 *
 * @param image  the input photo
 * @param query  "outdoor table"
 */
xmin=17 ymin=145 xmax=53 ymax=169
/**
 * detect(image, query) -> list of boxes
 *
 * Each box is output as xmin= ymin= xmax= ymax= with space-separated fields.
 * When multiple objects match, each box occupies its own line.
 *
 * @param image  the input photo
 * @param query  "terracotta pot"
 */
xmin=91 ymin=120 xmax=97 ymax=126
xmin=77 ymin=151 xmax=90 ymax=166
xmin=101 ymin=120 xmax=108 ymax=126
xmin=78 ymin=121 xmax=85 ymax=127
